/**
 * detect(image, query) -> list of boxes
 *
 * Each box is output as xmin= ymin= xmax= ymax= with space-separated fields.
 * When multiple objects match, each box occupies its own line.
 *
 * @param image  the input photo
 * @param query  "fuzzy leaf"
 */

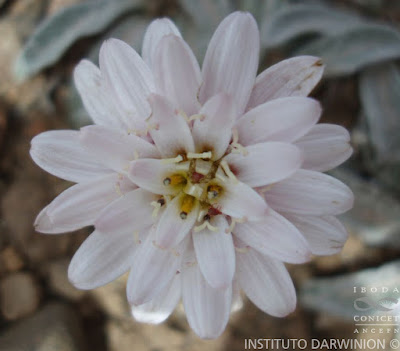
xmin=300 ymin=260 xmax=400 ymax=319
xmin=261 ymin=3 xmax=364 ymax=48
xmin=296 ymin=24 xmax=400 ymax=77
xmin=15 ymin=0 xmax=143 ymax=80
xmin=359 ymin=63 xmax=400 ymax=163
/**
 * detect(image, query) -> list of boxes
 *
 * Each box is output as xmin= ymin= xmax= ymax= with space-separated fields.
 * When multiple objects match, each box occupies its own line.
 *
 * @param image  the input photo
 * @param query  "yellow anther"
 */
xmin=163 ymin=174 xmax=186 ymax=187
xmin=180 ymin=195 xmax=195 ymax=219
xmin=220 ymin=160 xmax=238 ymax=184
xmin=161 ymin=155 xmax=184 ymax=164
xmin=187 ymin=151 xmax=212 ymax=159
xmin=207 ymin=184 xmax=222 ymax=200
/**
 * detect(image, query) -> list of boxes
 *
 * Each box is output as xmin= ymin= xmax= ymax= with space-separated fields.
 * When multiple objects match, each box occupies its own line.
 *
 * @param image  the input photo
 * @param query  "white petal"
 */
xmin=236 ymin=248 xmax=296 ymax=317
xmin=80 ymin=125 xmax=159 ymax=172
xmin=35 ymin=174 xmax=135 ymax=233
xmin=74 ymin=60 xmax=127 ymax=129
xmin=68 ymin=229 xmax=136 ymax=290
xmin=131 ymin=274 xmax=181 ymax=324
xmin=265 ymin=169 xmax=354 ymax=216
xmin=30 ymin=130 xmax=110 ymax=183
xmin=224 ymin=142 xmax=303 ymax=187
xmin=153 ymin=35 xmax=201 ymax=116
xmin=236 ymin=97 xmax=321 ymax=146
xmin=155 ymin=194 xmax=199 ymax=249
xmin=247 ymin=56 xmax=324 ymax=109
xmin=95 ymin=188 xmax=158 ymax=235
xmin=99 ymin=39 xmax=154 ymax=122
xmin=216 ymin=179 xmax=268 ymax=221
xmin=129 ymin=158 xmax=186 ymax=195
xmin=295 ymin=124 xmax=353 ymax=172
xmin=282 ymin=213 xmax=348 ymax=255
xmin=148 ymin=94 xmax=195 ymax=157
xmin=142 ymin=18 xmax=182 ymax=69
xmin=234 ymin=209 xmax=311 ymax=263
xmin=193 ymin=216 xmax=235 ymax=289
xmin=127 ymin=230 xmax=186 ymax=305
xmin=199 ymin=12 xmax=259 ymax=115
xmin=192 ymin=93 xmax=237 ymax=160
xmin=181 ymin=248 xmax=232 ymax=339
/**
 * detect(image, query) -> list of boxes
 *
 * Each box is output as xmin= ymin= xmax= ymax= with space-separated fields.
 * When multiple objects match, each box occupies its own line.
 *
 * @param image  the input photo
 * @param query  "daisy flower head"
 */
xmin=30 ymin=12 xmax=354 ymax=339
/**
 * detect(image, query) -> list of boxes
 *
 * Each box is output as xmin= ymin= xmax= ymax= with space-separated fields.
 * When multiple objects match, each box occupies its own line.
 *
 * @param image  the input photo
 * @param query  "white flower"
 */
xmin=30 ymin=12 xmax=354 ymax=339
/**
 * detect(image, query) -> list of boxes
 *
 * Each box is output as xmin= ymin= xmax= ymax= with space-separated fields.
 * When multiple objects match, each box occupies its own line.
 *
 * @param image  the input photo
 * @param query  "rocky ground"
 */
xmin=1 ymin=0 xmax=400 ymax=350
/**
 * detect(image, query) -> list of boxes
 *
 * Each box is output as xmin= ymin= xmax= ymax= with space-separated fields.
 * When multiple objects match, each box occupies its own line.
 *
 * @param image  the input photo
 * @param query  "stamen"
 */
xmin=193 ymin=220 xmax=219 ymax=232
xmin=161 ymin=155 xmax=184 ymax=164
xmin=225 ymin=216 xmax=247 ymax=234
xmin=150 ymin=201 xmax=162 ymax=218
xmin=177 ymin=109 xmax=189 ymax=122
xmin=230 ymin=128 xmax=248 ymax=156
xmin=187 ymin=151 xmax=212 ymax=159
xmin=133 ymin=231 xmax=141 ymax=244
xmin=207 ymin=184 xmax=222 ymax=200
xmin=163 ymin=174 xmax=186 ymax=187
xmin=180 ymin=195 xmax=195 ymax=220
xmin=220 ymin=160 xmax=238 ymax=184
xmin=235 ymin=246 xmax=250 ymax=253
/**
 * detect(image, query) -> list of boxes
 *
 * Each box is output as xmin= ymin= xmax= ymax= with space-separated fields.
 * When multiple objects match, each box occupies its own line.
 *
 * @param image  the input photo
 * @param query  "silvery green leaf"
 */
xmin=296 ymin=24 xmax=400 ymax=77
xmin=331 ymin=169 xmax=400 ymax=249
xmin=15 ymin=0 xmax=143 ymax=81
xmin=359 ymin=63 xmax=400 ymax=164
xmin=179 ymin=0 xmax=233 ymax=60
xmin=300 ymin=260 xmax=400 ymax=319
xmin=261 ymin=3 xmax=364 ymax=48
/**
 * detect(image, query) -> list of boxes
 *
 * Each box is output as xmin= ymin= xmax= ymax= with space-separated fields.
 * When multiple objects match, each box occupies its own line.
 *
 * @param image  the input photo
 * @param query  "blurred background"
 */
xmin=0 ymin=0 xmax=400 ymax=350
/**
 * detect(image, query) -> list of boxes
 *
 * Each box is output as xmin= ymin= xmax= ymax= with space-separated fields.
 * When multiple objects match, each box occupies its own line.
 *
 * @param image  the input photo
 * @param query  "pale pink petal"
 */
xmin=131 ymin=274 xmax=181 ymax=324
xmin=155 ymin=194 xmax=199 ymax=249
xmin=247 ymin=56 xmax=324 ymax=109
xmin=282 ymin=213 xmax=348 ymax=255
xmin=231 ymin=279 xmax=243 ymax=313
xmin=68 ymin=229 xmax=136 ymax=290
xmin=80 ymin=125 xmax=159 ymax=172
xmin=192 ymin=93 xmax=237 ymax=160
xmin=142 ymin=18 xmax=182 ymax=69
xmin=30 ymin=130 xmax=111 ymax=183
xmin=236 ymin=97 xmax=321 ymax=146
xmin=236 ymin=248 xmax=296 ymax=317
xmin=265 ymin=169 xmax=354 ymax=216
xmin=193 ymin=215 xmax=235 ymax=289
xmin=35 ymin=174 xmax=135 ymax=234
xmin=153 ymin=35 xmax=201 ymax=116
xmin=295 ymin=124 xmax=353 ymax=172
xmin=199 ymin=12 xmax=259 ymax=115
xmin=224 ymin=142 xmax=303 ymax=187
xmin=181 ymin=248 xmax=232 ymax=339
xmin=148 ymin=94 xmax=195 ymax=157
xmin=99 ymin=39 xmax=154 ymax=122
xmin=129 ymin=158 xmax=186 ymax=195
xmin=234 ymin=209 xmax=311 ymax=263
xmin=216 ymin=179 xmax=268 ymax=221
xmin=127 ymin=230 xmax=187 ymax=305
xmin=74 ymin=60 xmax=127 ymax=129
xmin=95 ymin=188 xmax=158 ymax=235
